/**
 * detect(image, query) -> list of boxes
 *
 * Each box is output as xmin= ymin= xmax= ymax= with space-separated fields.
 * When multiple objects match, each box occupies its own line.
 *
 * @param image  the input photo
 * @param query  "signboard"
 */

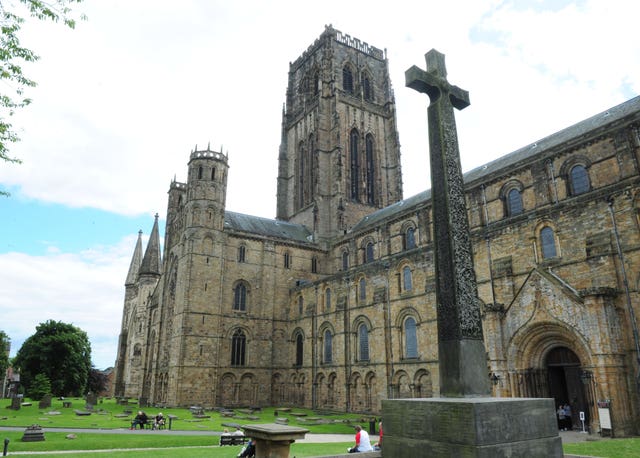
xmin=597 ymin=399 xmax=612 ymax=434
xmin=598 ymin=407 xmax=612 ymax=430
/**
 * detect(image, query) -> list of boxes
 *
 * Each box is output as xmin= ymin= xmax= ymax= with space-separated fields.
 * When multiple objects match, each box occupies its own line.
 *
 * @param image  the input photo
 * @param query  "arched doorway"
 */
xmin=545 ymin=347 xmax=588 ymax=430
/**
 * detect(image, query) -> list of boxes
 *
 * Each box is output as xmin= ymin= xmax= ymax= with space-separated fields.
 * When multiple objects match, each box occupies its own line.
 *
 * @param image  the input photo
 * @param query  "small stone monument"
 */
xmin=9 ymin=397 xmax=21 ymax=410
xmin=85 ymin=392 xmax=98 ymax=411
xmin=38 ymin=395 xmax=52 ymax=409
xmin=382 ymin=49 xmax=562 ymax=458
xmin=21 ymin=424 xmax=45 ymax=442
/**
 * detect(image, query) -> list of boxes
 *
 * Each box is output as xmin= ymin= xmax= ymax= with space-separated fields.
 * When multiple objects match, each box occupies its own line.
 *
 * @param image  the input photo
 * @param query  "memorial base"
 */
xmin=382 ymin=397 xmax=562 ymax=458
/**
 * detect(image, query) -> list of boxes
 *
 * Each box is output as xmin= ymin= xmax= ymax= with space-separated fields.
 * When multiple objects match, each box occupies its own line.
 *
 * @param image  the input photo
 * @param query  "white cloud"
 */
xmin=2 ymin=0 xmax=636 ymax=219
xmin=0 ymin=234 xmax=143 ymax=369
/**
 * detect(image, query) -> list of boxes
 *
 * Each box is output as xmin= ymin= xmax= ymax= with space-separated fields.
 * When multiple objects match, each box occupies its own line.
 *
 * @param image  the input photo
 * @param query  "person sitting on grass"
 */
xmin=130 ymin=410 xmax=148 ymax=430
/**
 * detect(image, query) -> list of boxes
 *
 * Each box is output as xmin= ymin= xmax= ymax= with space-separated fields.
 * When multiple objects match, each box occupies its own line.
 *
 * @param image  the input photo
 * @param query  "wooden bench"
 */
xmin=219 ymin=435 xmax=247 ymax=446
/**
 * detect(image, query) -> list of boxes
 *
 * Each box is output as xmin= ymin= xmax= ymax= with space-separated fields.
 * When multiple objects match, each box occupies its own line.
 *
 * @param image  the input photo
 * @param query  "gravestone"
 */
xmin=9 ymin=397 xmax=21 ymax=410
xmin=38 ymin=395 xmax=52 ymax=409
xmin=85 ymin=392 xmax=98 ymax=411
xmin=21 ymin=424 xmax=45 ymax=442
xmin=381 ymin=49 xmax=562 ymax=458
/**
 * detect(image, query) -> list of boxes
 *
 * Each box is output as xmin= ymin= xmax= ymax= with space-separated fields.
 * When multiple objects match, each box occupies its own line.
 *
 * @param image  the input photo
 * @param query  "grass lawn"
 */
xmin=0 ymin=397 xmax=367 ymax=433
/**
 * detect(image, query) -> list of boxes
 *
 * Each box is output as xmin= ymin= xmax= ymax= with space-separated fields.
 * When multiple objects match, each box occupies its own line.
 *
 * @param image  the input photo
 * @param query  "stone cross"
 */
xmin=406 ymin=49 xmax=490 ymax=397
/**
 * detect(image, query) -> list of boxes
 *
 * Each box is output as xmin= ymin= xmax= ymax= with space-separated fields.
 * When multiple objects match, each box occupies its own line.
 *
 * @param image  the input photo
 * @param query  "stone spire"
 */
xmin=125 ymin=230 xmax=144 ymax=286
xmin=139 ymin=214 xmax=161 ymax=276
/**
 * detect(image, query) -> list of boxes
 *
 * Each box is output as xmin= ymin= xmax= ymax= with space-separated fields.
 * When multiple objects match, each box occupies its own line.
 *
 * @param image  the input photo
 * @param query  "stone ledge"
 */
xmin=308 ymin=452 xmax=381 ymax=458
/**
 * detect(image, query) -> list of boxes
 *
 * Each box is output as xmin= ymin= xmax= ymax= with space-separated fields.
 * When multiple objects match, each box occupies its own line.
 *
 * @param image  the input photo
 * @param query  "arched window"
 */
xmin=233 ymin=282 xmax=247 ymax=311
xmin=342 ymin=250 xmax=349 ymax=270
xmin=298 ymin=296 xmax=304 ymax=315
xmin=365 ymin=134 xmax=375 ymax=204
xmin=284 ymin=252 xmax=291 ymax=269
xmin=350 ymin=130 xmax=360 ymax=201
xmin=540 ymin=226 xmax=557 ymax=259
xmin=569 ymin=164 xmax=590 ymax=195
xmin=237 ymin=245 xmax=246 ymax=263
xmin=325 ymin=288 xmax=331 ymax=311
xmin=231 ymin=329 xmax=246 ymax=366
xmin=343 ymin=65 xmax=354 ymax=93
xmin=404 ymin=317 xmax=418 ymax=358
xmin=365 ymin=242 xmax=374 ymax=263
xmin=403 ymin=266 xmax=413 ymax=291
xmin=362 ymin=74 xmax=373 ymax=101
xmin=295 ymin=333 xmax=304 ymax=367
xmin=198 ymin=166 xmax=203 ymax=179
xmin=211 ymin=167 xmax=216 ymax=180
xmin=311 ymin=256 xmax=318 ymax=273
xmin=298 ymin=142 xmax=305 ymax=209
xmin=507 ymin=188 xmax=523 ymax=216
xmin=323 ymin=329 xmax=333 ymax=363
xmin=358 ymin=323 xmax=369 ymax=361
xmin=359 ymin=277 xmax=366 ymax=302
xmin=404 ymin=227 xmax=416 ymax=250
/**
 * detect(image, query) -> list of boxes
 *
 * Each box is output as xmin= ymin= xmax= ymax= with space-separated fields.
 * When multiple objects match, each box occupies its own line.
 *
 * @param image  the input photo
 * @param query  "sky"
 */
xmin=1 ymin=0 xmax=639 ymax=370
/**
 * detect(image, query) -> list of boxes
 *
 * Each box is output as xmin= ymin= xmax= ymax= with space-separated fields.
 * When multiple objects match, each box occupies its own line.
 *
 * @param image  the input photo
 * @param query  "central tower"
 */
xmin=276 ymin=25 xmax=403 ymax=241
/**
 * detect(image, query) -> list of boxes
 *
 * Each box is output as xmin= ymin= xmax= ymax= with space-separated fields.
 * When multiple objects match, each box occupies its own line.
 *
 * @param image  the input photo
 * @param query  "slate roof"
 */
xmin=139 ymin=214 xmax=162 ymax=275
xmin=224 ymin=211 xmax=314 ymax=244
xmin=350 ymin=96 xmax=640 ymax=234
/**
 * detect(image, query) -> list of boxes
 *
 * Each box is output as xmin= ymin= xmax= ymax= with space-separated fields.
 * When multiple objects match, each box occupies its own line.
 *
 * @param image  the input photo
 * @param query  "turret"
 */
xmin=186 ymin=145 xmax=229 ymax=231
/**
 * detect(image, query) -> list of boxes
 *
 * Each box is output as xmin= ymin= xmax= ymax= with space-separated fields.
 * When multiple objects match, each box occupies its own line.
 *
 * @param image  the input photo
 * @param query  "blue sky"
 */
xmin=1 ymin=0 xmax=639 ymax=370
xmin=1 ymin=197 xmax=156 ymax=255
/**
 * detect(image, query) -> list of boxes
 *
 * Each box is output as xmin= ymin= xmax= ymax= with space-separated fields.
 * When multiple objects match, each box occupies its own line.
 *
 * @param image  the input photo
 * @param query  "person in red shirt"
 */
xmin=348 ymin=425 xmax=373 ymax=453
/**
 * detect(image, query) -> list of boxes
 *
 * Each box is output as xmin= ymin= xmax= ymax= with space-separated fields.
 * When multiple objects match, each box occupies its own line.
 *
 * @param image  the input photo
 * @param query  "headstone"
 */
xmin=86 ymin=392 xmax=98 ymax=411
xmin=381 ymin=49 xmax=562 ymax=458
xmin=9 ymin=397 xmax=21 ymax=410
xmin=38 ymin=395 xmax=52 ymax=409
xmin=21 ymin=424 xmax=45 ymax=442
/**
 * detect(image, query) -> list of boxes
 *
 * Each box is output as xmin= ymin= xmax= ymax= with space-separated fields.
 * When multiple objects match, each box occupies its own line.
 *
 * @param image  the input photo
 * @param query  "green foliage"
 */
xmin=13 ymin=319 xmax=92 ymax=396
xmin=0 ymin=330 xmax=9 ymax=376
xmin=28 ymin=372 xmax=51 ymax=400
xmin=87 ymin=366 xmax=108 ymax=394
xmin=0 ymin=0 xmax=85 ymax=194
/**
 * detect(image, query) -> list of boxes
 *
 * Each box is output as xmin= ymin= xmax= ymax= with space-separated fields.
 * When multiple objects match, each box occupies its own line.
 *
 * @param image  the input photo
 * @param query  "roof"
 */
xmin=351 ymin=96 xmax=640 ymax=234
xmin=224 ymin=211 xmax=314 ymax=244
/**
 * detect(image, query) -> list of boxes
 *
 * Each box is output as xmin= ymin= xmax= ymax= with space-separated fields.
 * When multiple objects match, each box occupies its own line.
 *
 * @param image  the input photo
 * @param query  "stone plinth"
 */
xmin=21 ymin=424 xmax=45 ymax=442
xmin=242 ymin=423 xmax=309 ymax=458
xmin=382 ymin=397 xmax=562 ymax=458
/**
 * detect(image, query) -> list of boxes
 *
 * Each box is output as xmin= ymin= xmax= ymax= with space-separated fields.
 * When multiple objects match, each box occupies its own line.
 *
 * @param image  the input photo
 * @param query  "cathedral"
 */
xmin=114 ymin=25 xmax=640 ymax=436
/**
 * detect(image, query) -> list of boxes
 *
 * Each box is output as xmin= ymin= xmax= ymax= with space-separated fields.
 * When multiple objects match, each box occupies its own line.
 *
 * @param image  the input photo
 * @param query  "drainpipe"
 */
xmin=607 ymin=196 xmax=640 ymax=395
xmin=481 ymin=185 xmax=496 ymax=307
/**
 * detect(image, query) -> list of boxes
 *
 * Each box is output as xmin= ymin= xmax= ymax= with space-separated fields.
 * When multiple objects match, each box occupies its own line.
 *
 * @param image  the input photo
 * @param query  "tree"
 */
xmin=1 ymin=0 xmax=85 ymax=193
xmin=0 ymin=330 xmax=9 ymax=377
xmin=29 ymin=373 xmax=51 ymax=400
xmin=86 ymin=366 xmax=108 ymax=394
xmin=13 ymin=320 xmax=92 ymax=396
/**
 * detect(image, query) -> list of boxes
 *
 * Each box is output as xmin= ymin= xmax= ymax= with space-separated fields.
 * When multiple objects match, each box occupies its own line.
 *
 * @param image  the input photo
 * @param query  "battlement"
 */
xmin=335 ymin=30 xmax=385 ymax=60
xmin=291 ymin=25 xmax=385 ymax=70
xmin=190 ymin=148 xmax=227 ymax=162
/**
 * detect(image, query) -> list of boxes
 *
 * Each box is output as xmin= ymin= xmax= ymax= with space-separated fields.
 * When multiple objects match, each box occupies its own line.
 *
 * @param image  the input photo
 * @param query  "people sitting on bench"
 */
xmin=130 ymin=411 xmax=148 ymax=430
xmin=220 ymin=428 xmax=247 ymax=446
xmin=153 ymin=412 xmax=165 ymax=430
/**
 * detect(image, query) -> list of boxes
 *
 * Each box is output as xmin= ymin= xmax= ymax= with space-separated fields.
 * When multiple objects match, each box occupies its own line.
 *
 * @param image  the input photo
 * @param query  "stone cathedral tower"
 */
xmin=276 ymin=25 xmax=403 ymax=241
